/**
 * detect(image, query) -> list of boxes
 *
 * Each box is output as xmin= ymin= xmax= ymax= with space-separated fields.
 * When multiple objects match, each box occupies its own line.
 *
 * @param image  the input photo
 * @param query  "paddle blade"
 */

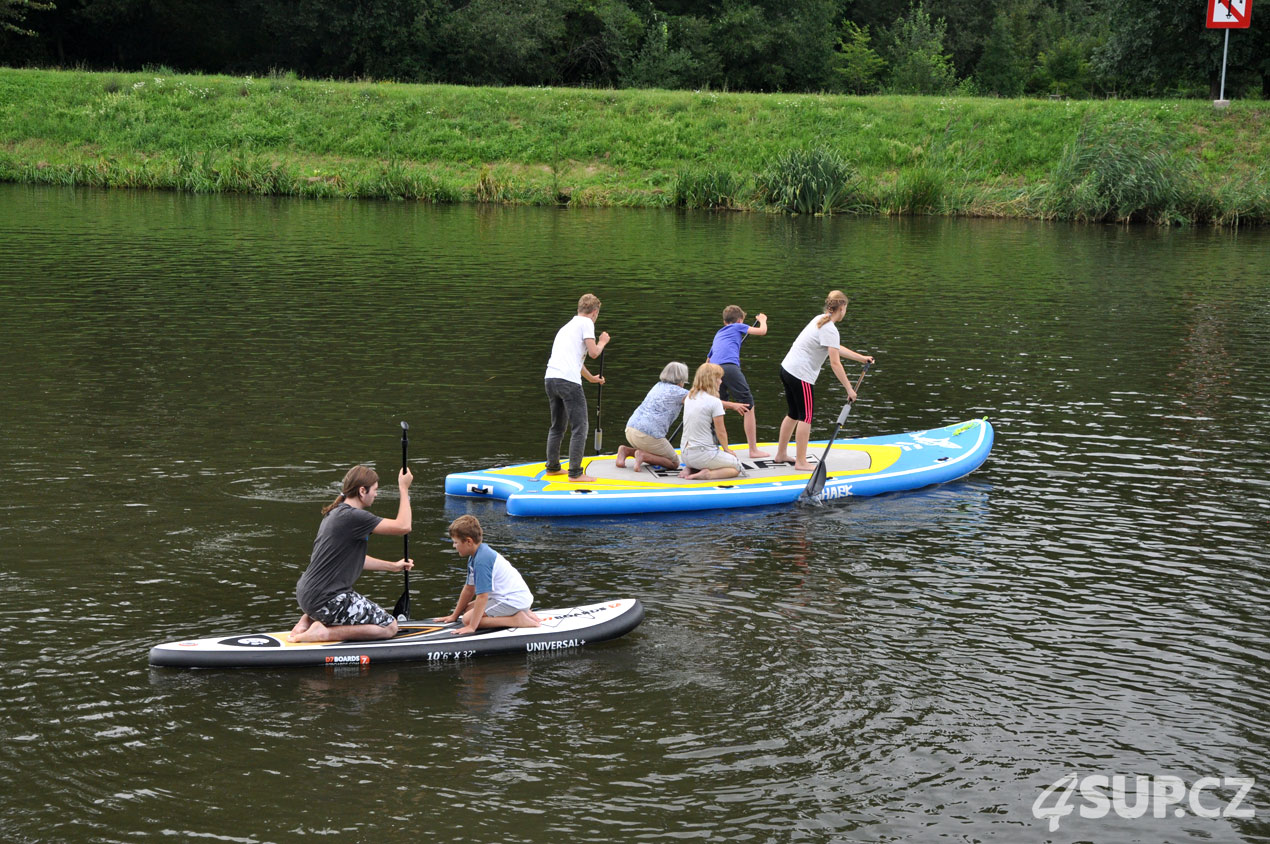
xmin=393 ymin=581 xmax=410 ymax=622
xmin=799 ymin=460 xmax=829 ymax=503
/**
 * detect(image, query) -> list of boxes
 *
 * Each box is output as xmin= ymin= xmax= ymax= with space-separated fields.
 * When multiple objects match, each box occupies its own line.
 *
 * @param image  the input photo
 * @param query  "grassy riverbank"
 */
xmin=2 ymin=67 xmax=1268 ymax=224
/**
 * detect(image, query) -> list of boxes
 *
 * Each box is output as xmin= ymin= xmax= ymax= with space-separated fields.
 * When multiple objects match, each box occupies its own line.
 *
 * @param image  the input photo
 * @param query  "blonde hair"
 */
xmin=577 ymin=293 xmax=601 ymax=315
xmin=323 ymin=465 xmax=379 ymax=515
xmin=722 ymin=304 xmax=745 ymax=324
xmin=689 ymin=363 xmax=723 ymax=399
xmin=816 ymin=290 xmax=848 ymax=328
xmin=660 ymin=361 xmax=689 ymax=385
xmin=448 ymin=514 xmax=483 ymax=545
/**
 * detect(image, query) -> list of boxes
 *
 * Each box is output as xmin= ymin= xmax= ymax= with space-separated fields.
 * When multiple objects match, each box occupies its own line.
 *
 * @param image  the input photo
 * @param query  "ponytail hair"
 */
xmin=816 ymin=290 xmax=848 ymax=328
xmin=322 ymin=465 xmax=379 ymax=515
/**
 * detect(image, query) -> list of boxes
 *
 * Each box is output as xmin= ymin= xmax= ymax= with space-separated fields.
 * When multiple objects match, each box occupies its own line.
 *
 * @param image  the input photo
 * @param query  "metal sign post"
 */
xmin=1206 ymin=0 xmax=1253 ymax=107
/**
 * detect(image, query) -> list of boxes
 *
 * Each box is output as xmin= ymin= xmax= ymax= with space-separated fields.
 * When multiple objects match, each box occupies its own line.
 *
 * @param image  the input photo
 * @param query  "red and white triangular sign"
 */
xmin=1208 ymin=0 xmax=1252 ymax=28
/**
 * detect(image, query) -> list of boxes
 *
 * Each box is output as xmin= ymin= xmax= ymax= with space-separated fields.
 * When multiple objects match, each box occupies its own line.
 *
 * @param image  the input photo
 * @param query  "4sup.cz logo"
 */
xmin=1033 ymin=773 xmax=1255 ymax=831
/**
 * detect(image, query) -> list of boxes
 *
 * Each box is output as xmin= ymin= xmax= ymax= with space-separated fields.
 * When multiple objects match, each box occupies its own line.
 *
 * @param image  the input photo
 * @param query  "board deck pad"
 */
xmin=583 ymin=448 xmax=872 ymax=483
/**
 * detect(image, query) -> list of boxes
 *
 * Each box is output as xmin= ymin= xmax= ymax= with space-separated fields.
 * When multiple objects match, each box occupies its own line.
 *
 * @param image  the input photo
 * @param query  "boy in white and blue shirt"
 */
xmin=435 ymin=515 xmax=540 ymax=634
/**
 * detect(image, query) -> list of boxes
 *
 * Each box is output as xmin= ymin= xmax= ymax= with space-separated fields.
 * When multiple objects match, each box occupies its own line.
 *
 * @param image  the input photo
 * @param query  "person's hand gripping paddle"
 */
xmin=799 ymin=363 xmax=871 ymax=503
xmin=392 ymin=421 xmax=411 ymax=621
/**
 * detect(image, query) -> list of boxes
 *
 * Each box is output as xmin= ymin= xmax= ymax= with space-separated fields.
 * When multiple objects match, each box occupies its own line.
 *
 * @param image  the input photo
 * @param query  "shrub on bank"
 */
xmin=756 ymin=146 xmax=863 ymax=215
xmin=1043 ymin=118 xmax=1193 ymax=223
xmin=674 ymin=168 xmax=746 ymax=209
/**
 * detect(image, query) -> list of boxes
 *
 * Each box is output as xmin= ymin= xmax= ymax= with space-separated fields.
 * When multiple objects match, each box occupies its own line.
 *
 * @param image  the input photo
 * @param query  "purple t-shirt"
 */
xmin=707 ymin=322 xmax=750 ymax=367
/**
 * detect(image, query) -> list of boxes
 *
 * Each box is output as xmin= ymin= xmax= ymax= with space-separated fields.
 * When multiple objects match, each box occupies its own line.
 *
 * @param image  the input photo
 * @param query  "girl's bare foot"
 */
xmin=749 ymin=447 xmax=771 ymax=458
xmin=793 ymin=463 xmax=814 ymax=472
xmin=615 ymin=446 xmax=632 ymax=468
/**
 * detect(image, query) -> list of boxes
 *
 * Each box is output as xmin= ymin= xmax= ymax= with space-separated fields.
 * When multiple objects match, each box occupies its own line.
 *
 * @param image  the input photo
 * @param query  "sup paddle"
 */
xmin=799 ymin=362 xmax=871 ymax=504
xmin=593 ymin=350 xmax=605 ymax=452
xmin=392 ymin=421 xmax=411 ymax=621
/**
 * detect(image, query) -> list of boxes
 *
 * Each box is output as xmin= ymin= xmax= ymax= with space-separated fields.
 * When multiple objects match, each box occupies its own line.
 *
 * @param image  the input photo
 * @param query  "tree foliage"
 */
xmin=0 ymin=0 xmax=1265 ymax=99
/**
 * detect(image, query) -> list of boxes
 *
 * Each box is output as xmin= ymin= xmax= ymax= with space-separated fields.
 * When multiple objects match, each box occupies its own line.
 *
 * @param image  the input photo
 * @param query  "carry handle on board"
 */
xmin=392 ymin=421 xmax=411 ymax=621
xmin=799 ymin=362 xmax=871 ymax=503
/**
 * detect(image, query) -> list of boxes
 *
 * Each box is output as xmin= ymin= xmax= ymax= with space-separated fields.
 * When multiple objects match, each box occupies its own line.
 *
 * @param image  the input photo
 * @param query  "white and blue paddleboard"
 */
xmin=446 ymin=418 xmax=994 ymax=517
xmin=149 ymin=599 xmax=644 ymax=669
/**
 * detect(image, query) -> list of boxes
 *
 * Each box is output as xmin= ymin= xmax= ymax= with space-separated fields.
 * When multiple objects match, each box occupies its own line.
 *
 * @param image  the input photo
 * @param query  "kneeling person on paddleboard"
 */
xmin=289 ymin=465 xmax=414 ymax=643
xmin=679 ymin=363 xmax=752 ymax=481
xmin=437 ymin=515 xmax=541 ymax=635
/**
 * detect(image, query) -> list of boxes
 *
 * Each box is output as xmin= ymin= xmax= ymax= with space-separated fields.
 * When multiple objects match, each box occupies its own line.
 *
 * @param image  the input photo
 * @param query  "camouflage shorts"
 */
xmin=310 ymin=590 xmax=394 ymax=628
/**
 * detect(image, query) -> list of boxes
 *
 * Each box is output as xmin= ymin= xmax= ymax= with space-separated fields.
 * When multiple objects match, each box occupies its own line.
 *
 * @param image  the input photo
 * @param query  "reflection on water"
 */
xmin=1 ymin=184 xmax=1267 ymax=843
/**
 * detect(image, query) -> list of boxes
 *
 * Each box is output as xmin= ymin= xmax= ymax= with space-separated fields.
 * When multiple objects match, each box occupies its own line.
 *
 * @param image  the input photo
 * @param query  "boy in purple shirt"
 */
xmin=707 ymin=305 xmax=769 ymax=458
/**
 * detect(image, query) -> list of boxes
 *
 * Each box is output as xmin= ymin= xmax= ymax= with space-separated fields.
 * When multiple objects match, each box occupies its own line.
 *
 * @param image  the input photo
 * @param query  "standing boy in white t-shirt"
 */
xmin=544 ymin=293 xmax=610 ymax=482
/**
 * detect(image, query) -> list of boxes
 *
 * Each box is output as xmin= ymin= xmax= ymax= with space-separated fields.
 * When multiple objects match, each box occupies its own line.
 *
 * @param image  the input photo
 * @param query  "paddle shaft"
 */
xmin=594 ymin=350 xmax=605 ymax=452
xmin=800 ymin=363 xmax=871 ymax=502
xmin=393 ymin=421 xmax=411 ymax=621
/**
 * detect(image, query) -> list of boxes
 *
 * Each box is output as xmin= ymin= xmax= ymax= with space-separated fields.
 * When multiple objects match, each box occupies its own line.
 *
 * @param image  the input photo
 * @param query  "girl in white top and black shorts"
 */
xmin=774 ymin=291 xmax=874 ymax=471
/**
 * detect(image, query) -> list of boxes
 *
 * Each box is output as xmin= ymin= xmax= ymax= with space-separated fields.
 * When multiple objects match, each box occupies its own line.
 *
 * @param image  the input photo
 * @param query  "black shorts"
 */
xmin=718 ymin=363 xmax=754 ymax=408
xmin=780 ymin=366 xmax=814 ymax=423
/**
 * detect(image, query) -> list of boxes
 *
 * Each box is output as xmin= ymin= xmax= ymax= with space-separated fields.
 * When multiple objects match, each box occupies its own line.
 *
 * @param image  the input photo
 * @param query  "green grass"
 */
xmin=1 ymin=68 xmax=1268 ymax=224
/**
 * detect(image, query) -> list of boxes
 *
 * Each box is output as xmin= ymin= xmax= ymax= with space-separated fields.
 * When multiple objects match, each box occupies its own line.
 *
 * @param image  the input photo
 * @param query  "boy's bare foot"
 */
xmin=749 ymin=447 xmax=772 ymax=458
xmin=544 ymin=468 xmax=567 ymax=476
xmin=569 ymin=473 xmax=598 ymax=483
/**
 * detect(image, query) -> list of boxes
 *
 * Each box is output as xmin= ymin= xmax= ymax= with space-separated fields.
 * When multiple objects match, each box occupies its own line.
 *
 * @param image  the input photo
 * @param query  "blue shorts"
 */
xmin=310 ymin=591 xmax=394 ymax=628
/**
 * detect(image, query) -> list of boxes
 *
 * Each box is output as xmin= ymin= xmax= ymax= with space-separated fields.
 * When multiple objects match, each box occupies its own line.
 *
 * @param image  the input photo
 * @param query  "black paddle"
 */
xmin=593 ymin=350 xmax=605 ymax=452
xmin=799 ymin=363 xmax=871 ymax=503
xmin=392 ymin=421 xmax=411 ymax=621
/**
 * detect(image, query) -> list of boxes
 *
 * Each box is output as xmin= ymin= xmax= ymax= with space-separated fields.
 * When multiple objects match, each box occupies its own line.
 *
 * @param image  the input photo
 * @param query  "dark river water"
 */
xmin=1 ymin=183 xmax=1267 ymax=843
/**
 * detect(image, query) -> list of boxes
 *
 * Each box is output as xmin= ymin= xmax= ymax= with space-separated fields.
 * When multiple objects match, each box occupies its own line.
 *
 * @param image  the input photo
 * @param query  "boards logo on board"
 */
xmin=526 ymin=638 xmax=585 ymax=652
xmin=325 ymin=655 xmax=370 ymax=665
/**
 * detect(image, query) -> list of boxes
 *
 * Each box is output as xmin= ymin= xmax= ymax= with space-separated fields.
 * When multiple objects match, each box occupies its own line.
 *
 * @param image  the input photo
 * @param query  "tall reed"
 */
xmin=756 ymin=147 xmax=862 ymax=215
xmin=1043 ymin=119 xmax=1194 ymax=224
xmin=674 ymin=168 xmax=745 ymax=209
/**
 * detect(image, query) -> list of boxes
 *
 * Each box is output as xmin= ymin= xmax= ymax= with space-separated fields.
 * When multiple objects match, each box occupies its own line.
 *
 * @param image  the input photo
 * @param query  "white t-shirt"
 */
xmin=544 ymin=314 xmax=596 ymax=384
xmin=681 ymin=392 xmax=725 ymax=451
xmin=781 ymin=315 xmax=841 ymax=384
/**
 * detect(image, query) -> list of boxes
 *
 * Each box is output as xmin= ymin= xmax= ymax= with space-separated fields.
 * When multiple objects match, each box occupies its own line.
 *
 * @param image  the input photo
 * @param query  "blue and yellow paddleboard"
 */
xmin=445 ymin=418 xmax=994 ymax=517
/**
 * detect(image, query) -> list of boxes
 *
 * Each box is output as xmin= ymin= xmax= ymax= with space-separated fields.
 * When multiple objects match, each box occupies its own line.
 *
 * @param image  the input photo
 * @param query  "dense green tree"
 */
xmin=1 ymin=0 xmax=53 ymax=36
xmin=883 ymin=2 xmax=957 ymax=94
xmin=1091 ymin=0 xmax=1269 ymax=97
xmin=2 ymin=0 xmax=1265 ymax=98
xmin=831 ymin=20 xmax=883 ymax=94
xmin=975 ymin=12 xmax=1028 ymax=95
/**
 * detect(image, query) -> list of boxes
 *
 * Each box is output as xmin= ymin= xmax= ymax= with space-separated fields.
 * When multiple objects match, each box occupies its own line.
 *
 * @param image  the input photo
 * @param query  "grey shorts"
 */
xmin=483 ymin=600 xmax=529 ymax=618
xmin=718 ymin=363 xmax=754 ymax=408
xmin=310 ymin=591 xmax=395 ymax=628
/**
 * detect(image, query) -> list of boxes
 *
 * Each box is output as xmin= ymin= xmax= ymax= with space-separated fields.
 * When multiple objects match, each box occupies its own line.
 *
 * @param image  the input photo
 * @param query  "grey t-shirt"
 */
xmin=295 ymin=503 xmax=383 ymax=614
